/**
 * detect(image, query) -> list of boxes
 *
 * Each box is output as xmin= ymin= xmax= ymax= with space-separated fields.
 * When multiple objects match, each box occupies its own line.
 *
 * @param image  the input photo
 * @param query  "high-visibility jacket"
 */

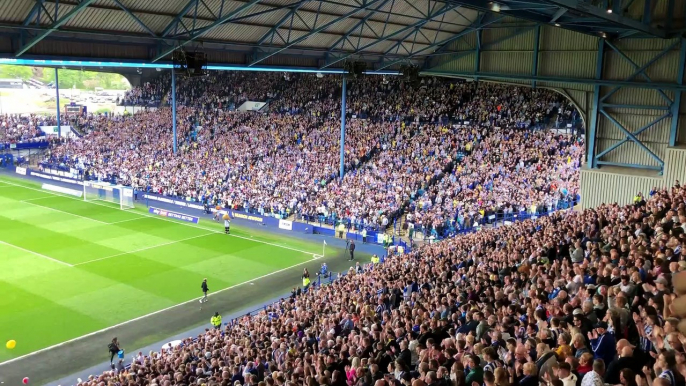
xmin=303 ymin=276 xmax=311 ymax=287
xmin=371 ymin=255 xmax=380 ymax=264
xmin=211 ymin=315 xmax=222 ymax=327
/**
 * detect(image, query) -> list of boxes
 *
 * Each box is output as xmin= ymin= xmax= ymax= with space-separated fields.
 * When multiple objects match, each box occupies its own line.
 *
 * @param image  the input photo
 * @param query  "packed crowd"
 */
xmin=0 ymin=113 xmax=56 ymax=143
xmin=171 ymin=72 xmax=287 ymax=111
xmin=47 ymin=72 xmax=579 ymax=225
xmin=77 ymin=176 xmax=686 ymax=386
xmin=405 ymin=85 xmax=585 ymax=234
xmin=301 ymin=83 xmax=581 ymax=232
xmin=119 ymin=74 xmax=171 ymax=106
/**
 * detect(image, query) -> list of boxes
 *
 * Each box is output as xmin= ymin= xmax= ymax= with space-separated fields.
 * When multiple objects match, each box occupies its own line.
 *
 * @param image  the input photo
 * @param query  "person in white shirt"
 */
xmin=224 ymin=216 xmax=231 ymax=234
xmin=581 ymin=360 xmax=605 ymax=386
xmin=557 ymin=362 xmax=578 ymax=386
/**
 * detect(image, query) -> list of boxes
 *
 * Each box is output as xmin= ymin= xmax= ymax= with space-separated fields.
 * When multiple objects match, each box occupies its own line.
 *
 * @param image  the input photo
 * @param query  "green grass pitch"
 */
xmin=0 ymin=175 xmax=325 ymax=363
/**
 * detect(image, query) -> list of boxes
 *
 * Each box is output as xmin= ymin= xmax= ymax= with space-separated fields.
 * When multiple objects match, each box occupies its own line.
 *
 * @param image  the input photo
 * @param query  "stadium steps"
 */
xmin=71 ymin=124 xmax=86 ymax=137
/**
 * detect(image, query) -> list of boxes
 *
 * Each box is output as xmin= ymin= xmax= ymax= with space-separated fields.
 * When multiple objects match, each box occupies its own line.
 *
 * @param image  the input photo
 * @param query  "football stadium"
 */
xmin=2 ymin=0 xmax=686 ymax=385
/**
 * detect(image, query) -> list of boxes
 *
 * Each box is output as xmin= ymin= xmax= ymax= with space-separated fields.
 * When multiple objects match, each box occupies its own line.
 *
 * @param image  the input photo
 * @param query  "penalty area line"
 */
xmin=0 ymin=240 xmax=73 ymax=267
xmin=0 ymin=178 xmax=321 ymax=259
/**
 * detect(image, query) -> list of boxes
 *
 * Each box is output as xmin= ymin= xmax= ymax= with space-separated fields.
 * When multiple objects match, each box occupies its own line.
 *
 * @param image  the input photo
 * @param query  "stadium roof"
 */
xmin=0 ymin=0 xmax=680 ymax=72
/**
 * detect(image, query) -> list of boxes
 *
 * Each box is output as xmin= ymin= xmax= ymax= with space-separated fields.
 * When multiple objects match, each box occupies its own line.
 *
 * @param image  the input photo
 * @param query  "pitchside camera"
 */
xmin=173 ymin=51 xmax=208 ymax=77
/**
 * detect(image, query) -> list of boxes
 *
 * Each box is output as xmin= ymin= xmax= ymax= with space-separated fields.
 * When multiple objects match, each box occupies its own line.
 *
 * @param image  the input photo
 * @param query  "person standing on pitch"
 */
xmin=200 ymin=278 xmax=209 ymax=307
xmin=224 ymin=214 xmax=231 ymax=234
xmin=349 ymin=240 xmax=356 ymax=261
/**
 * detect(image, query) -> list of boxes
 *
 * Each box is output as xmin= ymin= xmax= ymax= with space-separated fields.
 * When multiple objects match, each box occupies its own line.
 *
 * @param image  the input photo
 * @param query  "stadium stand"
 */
xmin=72 ymin=178 xmax=686 ymax=386
xmin=119 ymin=74 xmax=171 ymax=107
xmin=45 ymin=72 xmax=581 ymax=231
xmin=0 ymin=113 xmax=55 ymax=144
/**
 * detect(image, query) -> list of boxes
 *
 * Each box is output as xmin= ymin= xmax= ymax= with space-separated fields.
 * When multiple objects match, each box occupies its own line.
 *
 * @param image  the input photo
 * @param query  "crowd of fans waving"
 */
xmin=76 ymin=174 xmax=686 ymax=386
xmin=0 ymin=114 xmax=57 ymax=144
xmin=46 ymin=71 xmax=581 ymax=232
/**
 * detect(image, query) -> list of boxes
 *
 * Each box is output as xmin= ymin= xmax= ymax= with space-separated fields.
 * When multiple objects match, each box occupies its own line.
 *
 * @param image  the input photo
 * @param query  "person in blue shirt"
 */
xmin=589 ymin=321 xmax=616 ymax=366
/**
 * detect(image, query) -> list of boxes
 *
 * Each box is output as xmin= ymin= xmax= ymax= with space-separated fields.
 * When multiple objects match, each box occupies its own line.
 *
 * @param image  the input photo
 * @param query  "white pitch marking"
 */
xmin=0 ymin=240 xmax=73 ymax=267
xmin=74 ymin=232 xmax=216 ymax=266
xmin=2 ymin=178 xmax=319 ymax=256
xmin=0 ymin=256 xmax=317 ymax=366
xmin=21 ymin=200 xmax=109 ymax=224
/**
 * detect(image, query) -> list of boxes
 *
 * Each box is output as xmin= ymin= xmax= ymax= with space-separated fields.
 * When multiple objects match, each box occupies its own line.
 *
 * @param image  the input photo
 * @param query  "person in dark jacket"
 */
xmin=517 ymin=362 xmax=539 ymax=386
xmin=107 ymin=337 xmax=121 ymax=365
xmin=604 ymin=344 xmax=638 ymax=384
xmin=589 ymin=322 xmax=616 ymax=367
xmin=396 ymin=340 xmax=412 ymax=368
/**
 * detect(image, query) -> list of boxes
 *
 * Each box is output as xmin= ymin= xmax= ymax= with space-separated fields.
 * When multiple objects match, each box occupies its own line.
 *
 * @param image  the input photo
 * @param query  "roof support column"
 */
xmin=532 ymin=25 xmax=540 ymax=89
xmin=587 ymin=39 xmax=604 ymax=169
xmin=55 ymin=68 xmax=61 ymax=139
xmin=340 ymin=76 xmax=347 ymax=180
xmin=172 ymin=68 xmax=177 ymax=155
xmin=670 ymin=38 xmax=686 ymax=146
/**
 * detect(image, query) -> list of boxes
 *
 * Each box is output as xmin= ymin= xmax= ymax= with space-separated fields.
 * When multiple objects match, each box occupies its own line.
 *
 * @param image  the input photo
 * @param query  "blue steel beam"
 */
xmin=379 ymin=25 xmax=423 ymax=58
xmin=255 ymin=7 xmax=300 ymax=45
xmin=542 ymin=0 xmax=666 ymax=38
xmin=670 ymin=38 xmax=686 ymax=146
xmin=587 ymin=39 xmax=604 ymax=169
xmin=612 ymin=0 xmax=621 ymax=15
xmin=594 ymin=113 xmax=671 ymax=160
xmin=249 ymin=0 xmax=387 ymax=67
xmin=161 ymin=0 xmax=197 ymax=37
xmin=16 ymin=0 xmax=97 ymax=57
xmin=324 ymin=0 xmax=394 ymax=56
xmin=601 ymin=104 xmax=670 ymax=110
xmin=164 ymin=3 xmax=307 ymax=39
xmin=339 ymin=76 xmax=347 ymax=180
xmin=321 ymin=2 xmax=461 ymax=69
xmin=596 ymin=161 xmax=662 ymax=171
xmin=599 ymin=39 xmax=680 ymax=101
xmin=642 ymin=0 xmax=652 ymax=24
xmin=549 ymin=7 xmax=566 ymax=22
xmin=475 ymin=23 xmax=481 ymax=74
xmin=424 ymin=0 xmax=651 ymax=37
xmin=602 ymin=40 xmax=672 ymax=105
xmin=421 ymin=69 xmax=686 ymax=91
xmin=55 ymin=68 xmax=60 ymax=139
xmin=599 ymin=110 xmax=664 ymax=167
xmin=403 ymin=0 xmax=427 ymax=18
xmin=111 ymin=0 xmax=157 ymax=38
xmin=422 ymin=11 xmax=487 ymax=70
xmin=376 ymin=14 xmax=505 ymax=71
xmin=154 ymin=0 xmax=263 ymax=62
xmin=532 ymin=24 xmax=540 ymax=88
xmin=22 ymin=1 xmax=43 ymax=26
xmin=199 ymin=0 xmax=218 ymax=19
xmin=413 ymin=22 xmax=532 ymax=68
xmin=667 ymin=0 xmax=675 ymax=33
xmin=172 ymin=68 xmax=177 ymax=154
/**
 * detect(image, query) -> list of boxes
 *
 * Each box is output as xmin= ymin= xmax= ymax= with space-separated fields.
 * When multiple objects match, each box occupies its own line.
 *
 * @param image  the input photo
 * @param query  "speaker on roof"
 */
xmin=173 ymin=51 xmax=208 ymax=77
xmin=400 ymin=64 xmax=420 ymax=86
xmin=344 ymin=61 xmax=366 ymax=78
